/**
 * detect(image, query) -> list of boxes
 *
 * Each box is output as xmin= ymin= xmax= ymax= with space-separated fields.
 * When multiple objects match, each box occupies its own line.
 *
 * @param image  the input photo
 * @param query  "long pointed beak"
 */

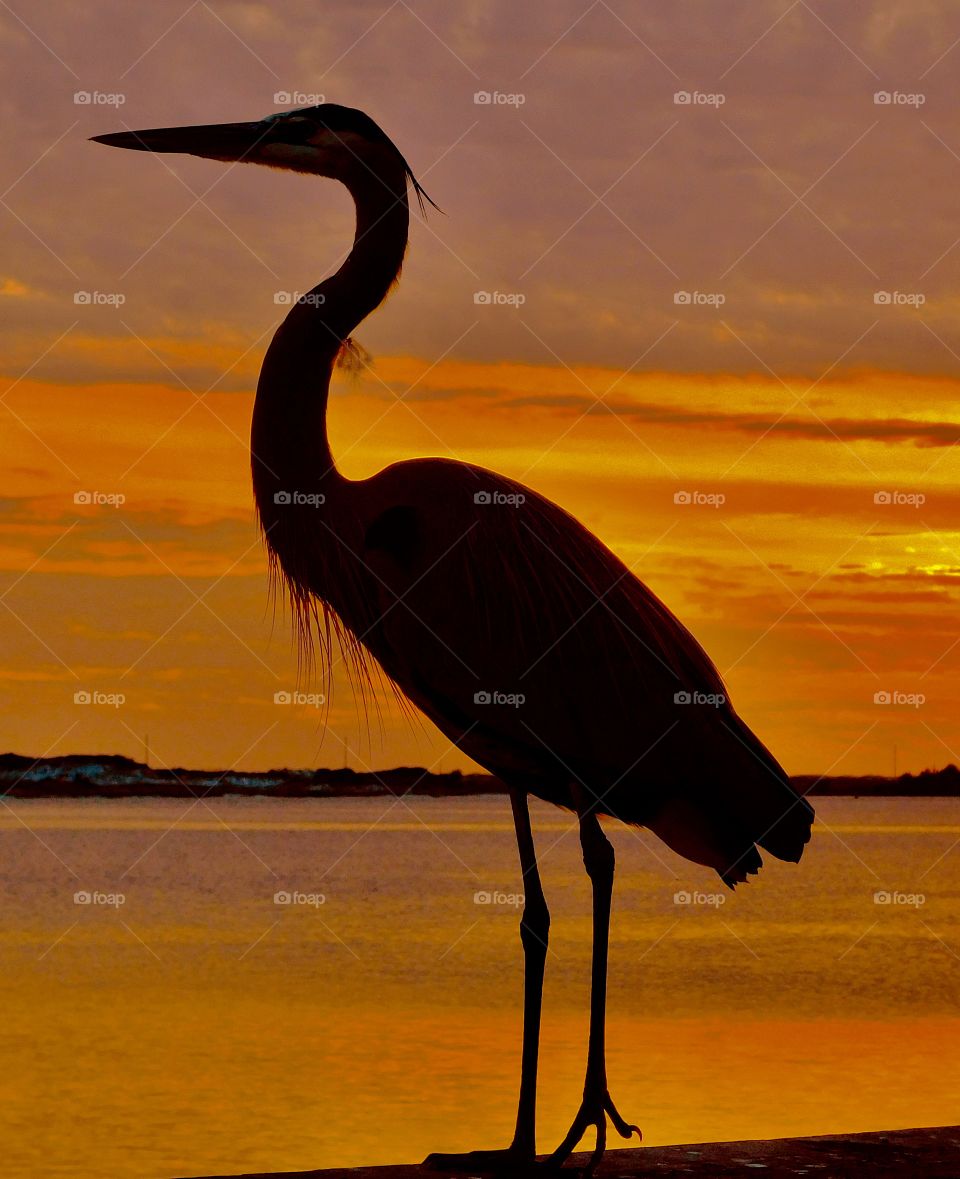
xmin=90 ymin=121 xmax=271 ymax=162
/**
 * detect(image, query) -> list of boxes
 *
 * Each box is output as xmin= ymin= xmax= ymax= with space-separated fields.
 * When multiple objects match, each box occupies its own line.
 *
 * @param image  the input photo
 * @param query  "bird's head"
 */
xmin=91 ymin=102 xmax=435 ymax=210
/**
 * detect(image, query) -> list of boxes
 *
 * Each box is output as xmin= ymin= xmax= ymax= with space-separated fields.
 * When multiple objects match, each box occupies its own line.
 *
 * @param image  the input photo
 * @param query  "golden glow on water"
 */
xmin=0 ymin=816 xmax=532 ymax=832
xmin=7 ymin=1001 xmax=959 ymax=1177
xmin=2 ymin=795 xmax=959 ymax=1177
xmin=4 ymin=810 xmax=960 ymax=835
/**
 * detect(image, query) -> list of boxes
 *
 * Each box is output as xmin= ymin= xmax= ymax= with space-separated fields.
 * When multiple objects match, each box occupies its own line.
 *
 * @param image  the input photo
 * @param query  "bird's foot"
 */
xmin=542 ymin=1090 xmax=641 ymax=1175
xmin=423 ymin=1145 xmax=536 ymax=1176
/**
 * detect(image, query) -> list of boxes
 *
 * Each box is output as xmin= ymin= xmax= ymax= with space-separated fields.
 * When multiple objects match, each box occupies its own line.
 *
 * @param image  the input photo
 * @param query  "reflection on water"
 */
xmin=0 ymin=795 xmax=958 ymax=1178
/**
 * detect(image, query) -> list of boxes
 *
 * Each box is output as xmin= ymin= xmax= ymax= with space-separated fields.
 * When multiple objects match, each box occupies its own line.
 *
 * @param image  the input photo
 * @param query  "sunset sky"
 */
xmin=2 ymin=1 xmax=959 ymax=775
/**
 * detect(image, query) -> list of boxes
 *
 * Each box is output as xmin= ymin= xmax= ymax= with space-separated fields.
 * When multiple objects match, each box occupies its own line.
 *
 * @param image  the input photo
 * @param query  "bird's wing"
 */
xmin=343 ymin=458 xmax=811 ymax=882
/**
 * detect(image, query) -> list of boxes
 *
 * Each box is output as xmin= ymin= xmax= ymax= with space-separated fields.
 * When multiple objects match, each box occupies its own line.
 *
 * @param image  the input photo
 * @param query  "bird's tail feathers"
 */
xmin=638 ymin=715 xmax=813 ymax=887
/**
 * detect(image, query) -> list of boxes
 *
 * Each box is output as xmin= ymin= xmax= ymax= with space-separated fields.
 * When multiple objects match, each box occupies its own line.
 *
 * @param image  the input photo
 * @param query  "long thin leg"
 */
xmin=510 ymin=787 xmax=550 ymax=1156
xmin=424 ymin=787 xmax=550 ymax=1172
xmin=546 ymin=784 xmax=640 ymax=1173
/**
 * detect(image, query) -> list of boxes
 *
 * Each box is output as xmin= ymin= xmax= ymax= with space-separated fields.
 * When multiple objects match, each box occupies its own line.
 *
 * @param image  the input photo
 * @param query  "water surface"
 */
xmin=1 ymin=795 xmax=958 ymax=1177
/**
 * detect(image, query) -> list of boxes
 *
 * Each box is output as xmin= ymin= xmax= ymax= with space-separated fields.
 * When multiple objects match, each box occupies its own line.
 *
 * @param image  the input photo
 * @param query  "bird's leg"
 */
xmin=544 ymin=786 xmax=640 ymax=1174
xmin=424 ymin=788 xmax=549 ymax=1174
xmin=510 ymin=787 xmax=550 ymax=1157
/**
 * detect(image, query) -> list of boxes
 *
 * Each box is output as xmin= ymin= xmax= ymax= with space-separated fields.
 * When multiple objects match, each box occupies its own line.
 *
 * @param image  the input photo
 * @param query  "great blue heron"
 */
xmin=93 ymin=104 xmax=813 ymax=1175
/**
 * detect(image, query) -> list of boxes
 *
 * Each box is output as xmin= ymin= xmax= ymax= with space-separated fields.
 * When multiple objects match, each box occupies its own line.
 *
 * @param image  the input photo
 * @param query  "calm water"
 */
xmin=1 ymin=794 xmax=958 ymax=1178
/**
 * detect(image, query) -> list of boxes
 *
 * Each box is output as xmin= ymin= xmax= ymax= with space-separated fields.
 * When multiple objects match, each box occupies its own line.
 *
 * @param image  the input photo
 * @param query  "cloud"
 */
xmin=4 ymin=2 xmax=960 ymax=378
xmin=0 ymin=277 xmax=42 ymax=298
xmin=499 ymin=392 xmax=960 ymax=447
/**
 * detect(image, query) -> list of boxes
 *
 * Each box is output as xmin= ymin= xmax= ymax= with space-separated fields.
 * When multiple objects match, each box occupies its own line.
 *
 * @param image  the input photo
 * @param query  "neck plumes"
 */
xmin=251 ymin=159 xmax=410 ymax=521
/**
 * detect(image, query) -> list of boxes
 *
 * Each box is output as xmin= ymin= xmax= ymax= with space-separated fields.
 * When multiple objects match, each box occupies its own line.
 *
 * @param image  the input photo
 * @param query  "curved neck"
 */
xmin=252 ymin=165 xmax=409 ymax=507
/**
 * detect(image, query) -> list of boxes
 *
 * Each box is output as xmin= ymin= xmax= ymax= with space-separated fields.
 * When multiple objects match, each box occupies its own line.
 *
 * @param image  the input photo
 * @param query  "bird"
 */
xmin=93 ymin=104 xmax=814 ymax=1176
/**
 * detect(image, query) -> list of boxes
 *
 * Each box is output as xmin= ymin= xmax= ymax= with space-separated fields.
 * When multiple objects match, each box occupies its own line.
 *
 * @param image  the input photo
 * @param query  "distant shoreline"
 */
xmin=1 ymin=753 xmax=958 ymax=799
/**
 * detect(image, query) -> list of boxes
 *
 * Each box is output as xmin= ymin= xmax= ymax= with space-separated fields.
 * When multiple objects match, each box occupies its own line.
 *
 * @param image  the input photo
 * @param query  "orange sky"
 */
xmin=1 ymin=2 xmax=959 ymax=774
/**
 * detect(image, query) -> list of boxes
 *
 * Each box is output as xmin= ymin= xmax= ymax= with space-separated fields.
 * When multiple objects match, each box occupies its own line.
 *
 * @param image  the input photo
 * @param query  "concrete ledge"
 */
xmin=179 ymin=1125 xmax=960 ymax=1178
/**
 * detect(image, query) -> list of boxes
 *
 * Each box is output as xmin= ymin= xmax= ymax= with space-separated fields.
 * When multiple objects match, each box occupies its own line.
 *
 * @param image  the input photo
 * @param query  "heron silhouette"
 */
xmin=93 ymin=105 xmax=814 ymax=1175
